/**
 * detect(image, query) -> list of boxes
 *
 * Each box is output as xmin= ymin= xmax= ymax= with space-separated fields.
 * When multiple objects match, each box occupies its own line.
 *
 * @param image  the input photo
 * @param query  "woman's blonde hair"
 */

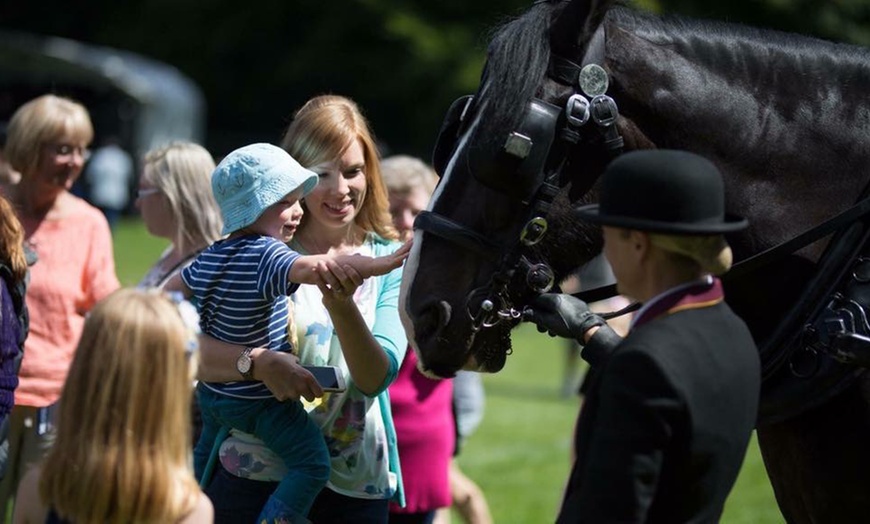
xmin=0 ymin=194 xmax=26 ymax=282
xmin=280 ymin=95 xmax=398 ymax=241
xmin=648 ymin=233 xmax=734 ymax=276
xmin=142 ymin=141 xmax=223 ymax=254
xmin=5 ymin=94 xmax=94 ymax=177
xmin=40 ymin=288 xmax=200 ymax=524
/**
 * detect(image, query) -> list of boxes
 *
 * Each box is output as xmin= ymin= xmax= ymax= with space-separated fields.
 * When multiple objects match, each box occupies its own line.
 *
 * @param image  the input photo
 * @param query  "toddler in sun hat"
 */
xmin=162 ymin=142 xmax=411 ymax=522
xmin=212 ymin=142 xmax=319 ymax=235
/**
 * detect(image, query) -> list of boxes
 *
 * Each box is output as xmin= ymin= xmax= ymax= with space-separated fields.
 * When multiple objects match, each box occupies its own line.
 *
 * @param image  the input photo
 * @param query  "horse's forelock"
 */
xmin=471 ymin=2 xmax=555 ymax=152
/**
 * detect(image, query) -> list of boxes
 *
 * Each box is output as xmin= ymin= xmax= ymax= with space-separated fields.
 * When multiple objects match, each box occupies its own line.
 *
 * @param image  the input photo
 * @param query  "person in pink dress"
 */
xmin=383 ymin=155 xmax=454 ymax=524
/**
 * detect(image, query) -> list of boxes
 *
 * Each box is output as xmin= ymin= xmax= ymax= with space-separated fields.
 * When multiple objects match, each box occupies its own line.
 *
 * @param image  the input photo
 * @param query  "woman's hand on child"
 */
xmin=312 ymin=240 xmax=410 ymax=305
xmin=315 ymin=260 xmax=363 ymax=305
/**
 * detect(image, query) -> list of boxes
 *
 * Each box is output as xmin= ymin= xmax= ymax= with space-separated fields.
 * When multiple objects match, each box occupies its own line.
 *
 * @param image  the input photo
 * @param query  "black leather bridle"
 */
xmin=415 ymin=36 xmax=626 ymax=332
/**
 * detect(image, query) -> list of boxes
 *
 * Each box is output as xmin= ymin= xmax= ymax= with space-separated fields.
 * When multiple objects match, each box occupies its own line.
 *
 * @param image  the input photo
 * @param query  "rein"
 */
xmin=728 ymin=196 xmax=870 ymax=279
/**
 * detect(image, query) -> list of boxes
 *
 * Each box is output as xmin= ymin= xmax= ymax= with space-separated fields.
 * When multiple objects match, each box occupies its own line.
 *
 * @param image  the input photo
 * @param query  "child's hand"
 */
xmin=369 ymin=239 xmax=412 ymax=276
xmin=394 ymin=239 xmax=412 ymax=259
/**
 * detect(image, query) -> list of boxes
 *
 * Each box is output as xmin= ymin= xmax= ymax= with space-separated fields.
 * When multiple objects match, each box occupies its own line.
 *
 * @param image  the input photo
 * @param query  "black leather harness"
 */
xmin=416 ymin=23 xmax=870 ymax=423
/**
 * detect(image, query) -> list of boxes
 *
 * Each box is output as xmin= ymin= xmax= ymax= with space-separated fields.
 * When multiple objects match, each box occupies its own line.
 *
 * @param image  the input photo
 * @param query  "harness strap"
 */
xmin=547 ymin=25 xmax=606 ymax=85
xmin=583 ymin=24 xmax=607 ymax=67
xmin=728 ymin=196 xmax=870 ymax=279
xmin=549 ymin=56 xmax=583 ymax=86
xmin=415 ymin=211 xmax=501 ymax=261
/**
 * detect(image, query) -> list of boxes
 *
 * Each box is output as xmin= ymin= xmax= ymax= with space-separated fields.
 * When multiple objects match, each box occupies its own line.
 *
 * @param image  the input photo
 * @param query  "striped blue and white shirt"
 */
xmin=182 ymin=235 xmax=300 ymax=398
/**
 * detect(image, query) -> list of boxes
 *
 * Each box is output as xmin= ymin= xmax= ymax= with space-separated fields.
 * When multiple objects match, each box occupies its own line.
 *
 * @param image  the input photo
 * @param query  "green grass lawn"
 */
xmin=113 ymin=217 xmax=785 ymax=523
xmin=113 ymin=218 xmax=170 ymax=285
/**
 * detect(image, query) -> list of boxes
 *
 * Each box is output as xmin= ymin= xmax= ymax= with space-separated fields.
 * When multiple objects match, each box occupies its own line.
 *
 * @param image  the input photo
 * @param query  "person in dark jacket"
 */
xmin=524 ymin=149 xmax=760 ymax=523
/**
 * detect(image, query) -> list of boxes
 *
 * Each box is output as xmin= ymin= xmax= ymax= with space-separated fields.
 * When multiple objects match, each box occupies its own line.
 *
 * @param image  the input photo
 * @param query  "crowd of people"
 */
xmin=0 ymin=95 xmax=120 ymax=515
xmin=0 ymin=91 xmax=759 ymax=524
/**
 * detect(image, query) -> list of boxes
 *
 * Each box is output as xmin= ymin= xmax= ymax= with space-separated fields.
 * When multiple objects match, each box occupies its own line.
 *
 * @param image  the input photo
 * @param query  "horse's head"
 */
xmin=400 ymin=0 xmax=626 ymax=377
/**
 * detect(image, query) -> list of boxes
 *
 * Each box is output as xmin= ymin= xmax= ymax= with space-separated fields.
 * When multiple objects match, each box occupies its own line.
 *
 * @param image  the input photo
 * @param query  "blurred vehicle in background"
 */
xmin=0 ymin=30 xmax=205 ymax=216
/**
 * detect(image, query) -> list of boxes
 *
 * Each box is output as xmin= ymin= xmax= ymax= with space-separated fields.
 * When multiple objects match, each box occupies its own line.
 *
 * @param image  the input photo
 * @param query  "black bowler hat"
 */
xmin=575 ymin=149 xmax=748 ymax=234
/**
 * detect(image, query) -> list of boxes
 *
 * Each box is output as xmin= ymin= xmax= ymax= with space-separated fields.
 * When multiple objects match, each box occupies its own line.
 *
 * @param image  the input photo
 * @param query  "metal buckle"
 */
xmin=591 ymin=95 xmax=619 ymax=127
xmin=520 ymin=217 xmax=548 ymax=246
xmin=525 ymin=263 xmax=555 ymax=293
xmin=565 ymin=94 xmax=590 ymax=128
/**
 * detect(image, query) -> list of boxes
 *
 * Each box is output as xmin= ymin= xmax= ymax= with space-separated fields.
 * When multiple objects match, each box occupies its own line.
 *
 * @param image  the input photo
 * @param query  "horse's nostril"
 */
xmin=418 ymin=301 xmax=453 ymax=342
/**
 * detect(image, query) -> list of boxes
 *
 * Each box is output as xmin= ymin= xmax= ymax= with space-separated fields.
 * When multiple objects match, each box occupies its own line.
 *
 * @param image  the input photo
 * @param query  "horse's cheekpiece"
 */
xmin=421 ymin=62 xmax=624 ymax=334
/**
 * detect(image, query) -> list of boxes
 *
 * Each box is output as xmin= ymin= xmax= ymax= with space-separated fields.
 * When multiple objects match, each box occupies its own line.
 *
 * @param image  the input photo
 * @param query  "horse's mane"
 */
xmin=609 ymin=7 xmax=870 ymax=73
xmin=471 ymin=1 xmax=556 ymax=150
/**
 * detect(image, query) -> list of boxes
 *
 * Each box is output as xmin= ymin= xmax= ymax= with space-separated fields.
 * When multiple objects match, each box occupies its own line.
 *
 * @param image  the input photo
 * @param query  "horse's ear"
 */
xmin=549 ymin=0 xmax=616 ymax=58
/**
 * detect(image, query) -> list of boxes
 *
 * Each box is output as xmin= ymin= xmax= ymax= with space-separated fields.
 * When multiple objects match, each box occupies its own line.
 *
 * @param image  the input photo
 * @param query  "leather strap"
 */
xmin=414 ymin=211 xmax=502 ymax=261
xmin=727 ymin=196 xmax=870 ymax=280
xmin=547 ymin=25 xmax=606 ymax=86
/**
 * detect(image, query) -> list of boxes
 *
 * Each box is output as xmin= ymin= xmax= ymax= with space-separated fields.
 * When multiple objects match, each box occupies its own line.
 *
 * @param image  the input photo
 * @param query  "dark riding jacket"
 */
xmin=558 ymin=278 xmax=760 ymax=524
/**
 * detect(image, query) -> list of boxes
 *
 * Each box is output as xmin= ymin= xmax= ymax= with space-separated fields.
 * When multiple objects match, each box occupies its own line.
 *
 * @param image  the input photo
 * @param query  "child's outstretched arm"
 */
xmin=288 ymin=240 xmax=411 ymax=284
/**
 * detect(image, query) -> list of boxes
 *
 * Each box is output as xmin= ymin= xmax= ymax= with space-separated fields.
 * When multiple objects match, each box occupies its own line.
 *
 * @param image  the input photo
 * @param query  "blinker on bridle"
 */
xmin=416 ymin=59 xmax=625 ymax=333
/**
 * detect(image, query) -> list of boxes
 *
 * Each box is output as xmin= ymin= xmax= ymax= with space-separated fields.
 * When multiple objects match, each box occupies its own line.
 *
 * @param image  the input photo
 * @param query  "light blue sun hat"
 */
xmin=212 ymin=143 xmax=319 ymax=234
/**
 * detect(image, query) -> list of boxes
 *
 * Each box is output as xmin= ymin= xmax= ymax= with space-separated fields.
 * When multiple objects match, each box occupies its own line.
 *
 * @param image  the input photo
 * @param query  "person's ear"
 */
xmin=630 ymin=230 xmax=650 ymax=259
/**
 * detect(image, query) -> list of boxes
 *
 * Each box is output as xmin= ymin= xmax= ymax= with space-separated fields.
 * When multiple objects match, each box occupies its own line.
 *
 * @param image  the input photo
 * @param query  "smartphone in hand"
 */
xmin=303 ymin=365 xmax=347 ymax=392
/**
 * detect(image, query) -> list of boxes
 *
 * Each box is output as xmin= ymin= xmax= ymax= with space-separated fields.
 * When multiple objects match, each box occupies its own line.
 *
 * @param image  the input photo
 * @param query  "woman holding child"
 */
xmin=198 ymin=95 xmax=408 ymax=523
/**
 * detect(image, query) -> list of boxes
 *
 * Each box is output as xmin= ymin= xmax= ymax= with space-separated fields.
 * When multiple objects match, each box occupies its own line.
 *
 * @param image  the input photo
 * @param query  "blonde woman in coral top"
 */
xmin=0 ymin=95 xmax=119 ymax=511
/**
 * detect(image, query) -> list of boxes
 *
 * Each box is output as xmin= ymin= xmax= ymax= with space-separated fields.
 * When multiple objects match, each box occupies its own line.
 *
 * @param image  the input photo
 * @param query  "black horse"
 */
xmin=399 ymin=0 xmax=870 ymax=521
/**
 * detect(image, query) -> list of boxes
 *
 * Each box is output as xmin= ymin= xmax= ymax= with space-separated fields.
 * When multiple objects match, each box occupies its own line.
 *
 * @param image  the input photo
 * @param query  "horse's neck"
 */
xmin=605 ymin=9 xmax=870 ymax=259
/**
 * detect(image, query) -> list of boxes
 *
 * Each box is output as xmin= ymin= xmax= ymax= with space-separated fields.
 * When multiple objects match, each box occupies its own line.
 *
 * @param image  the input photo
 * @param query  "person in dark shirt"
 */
xmin=0 ymin=194 xmax=30 ymax=480
xmin=524 ymin=150 xmax=760 ymax=523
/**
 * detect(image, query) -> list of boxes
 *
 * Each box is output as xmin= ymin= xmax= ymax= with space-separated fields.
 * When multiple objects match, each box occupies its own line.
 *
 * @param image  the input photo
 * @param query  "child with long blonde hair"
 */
xmin=12 ymin=289 xmax=212 ymax=523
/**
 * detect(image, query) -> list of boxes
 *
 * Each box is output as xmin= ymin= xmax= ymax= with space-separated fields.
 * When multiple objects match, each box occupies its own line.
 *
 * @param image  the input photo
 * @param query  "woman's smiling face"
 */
xmin=304 ymin=139 xmax=367 ymax=232
xmin=33 ymin=138 xmax=89 ymax=195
